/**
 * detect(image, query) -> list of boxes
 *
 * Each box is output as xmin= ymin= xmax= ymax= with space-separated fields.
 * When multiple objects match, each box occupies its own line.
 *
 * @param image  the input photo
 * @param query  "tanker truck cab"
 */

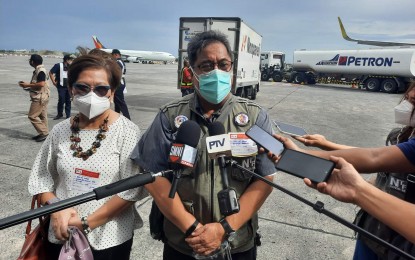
xmin=260 ymin=51 xmax=285 ymax=81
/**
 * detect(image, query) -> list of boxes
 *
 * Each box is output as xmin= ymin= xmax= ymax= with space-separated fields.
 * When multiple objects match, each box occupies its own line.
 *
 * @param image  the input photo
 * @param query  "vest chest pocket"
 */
xmin=230 ymin=156 xmax=256 ymax=181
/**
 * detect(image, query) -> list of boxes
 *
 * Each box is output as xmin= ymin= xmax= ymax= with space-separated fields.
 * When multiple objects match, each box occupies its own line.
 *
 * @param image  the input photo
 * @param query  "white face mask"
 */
xmin=73 ymin=92 xmax=110 ymax=119
xmin=394 ymin=100 xmax=415 ymax=126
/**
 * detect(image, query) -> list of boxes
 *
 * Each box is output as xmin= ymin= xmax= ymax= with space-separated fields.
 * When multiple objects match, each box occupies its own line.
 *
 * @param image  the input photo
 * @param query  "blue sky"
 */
xmin=1 ymin=0 xmax=414 ymax=61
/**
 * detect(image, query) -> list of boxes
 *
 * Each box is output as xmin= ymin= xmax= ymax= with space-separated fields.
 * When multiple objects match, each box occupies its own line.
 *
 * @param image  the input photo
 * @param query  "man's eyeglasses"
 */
xmin=73 ymin=83 xmax=111 ymax=97
xmin=197 ymin=60 xmax=233 ymax=73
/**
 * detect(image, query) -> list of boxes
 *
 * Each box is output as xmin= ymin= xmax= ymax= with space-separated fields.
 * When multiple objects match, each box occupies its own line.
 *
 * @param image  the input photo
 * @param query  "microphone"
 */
xmin=206 ymin=122 xmax=230 ymax=188
xmin=0 ymin=170 xmax=172 ymax=230
xmin=168 ymin=120 xmax=201 ymax=198
xmin=207 ymin=122 xmax=240 ymax=216
xmin=94 ymin=170 xmax=172 ymax=200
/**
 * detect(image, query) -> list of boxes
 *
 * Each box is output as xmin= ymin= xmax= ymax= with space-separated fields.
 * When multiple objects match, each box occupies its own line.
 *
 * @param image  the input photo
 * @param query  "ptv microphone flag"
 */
xmin=206 ymin=134 xmax=232 ymax=159
xmin=206 ymin=133 xmax=258 ymax=159
xmin=169 ymin=143 xmax=197 ymax=168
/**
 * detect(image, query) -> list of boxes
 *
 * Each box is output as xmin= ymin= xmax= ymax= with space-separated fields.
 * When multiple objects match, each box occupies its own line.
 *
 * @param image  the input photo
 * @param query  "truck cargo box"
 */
xmin=178 ymin=17 xmax=262 ymax=99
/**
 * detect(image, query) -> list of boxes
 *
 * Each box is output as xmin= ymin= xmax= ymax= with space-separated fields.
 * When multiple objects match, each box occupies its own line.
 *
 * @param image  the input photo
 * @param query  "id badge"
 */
xmin=71 ymin=168 xmax=100 ymax=192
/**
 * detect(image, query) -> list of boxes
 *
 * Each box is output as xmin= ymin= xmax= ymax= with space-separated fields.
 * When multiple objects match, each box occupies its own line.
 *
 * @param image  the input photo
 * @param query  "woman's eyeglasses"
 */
xmin=73 ymin=83 xmax=111 ymax=97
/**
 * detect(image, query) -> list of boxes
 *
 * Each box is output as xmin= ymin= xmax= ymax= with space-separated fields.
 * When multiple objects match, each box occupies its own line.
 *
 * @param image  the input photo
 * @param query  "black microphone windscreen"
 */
xmin=176 ymin=120 xmax=201 ymax=148
xmin=208 ymin=121 xmax=225 ymax=136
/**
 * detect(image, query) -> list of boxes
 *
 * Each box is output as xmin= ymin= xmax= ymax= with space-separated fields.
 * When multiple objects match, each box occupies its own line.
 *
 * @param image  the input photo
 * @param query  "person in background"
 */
xmin=132 ymin=30 xmax=276 ymax=260
xmin=18 ymin=54 xmax=50 ymax=142
xmin=28 ymin=54 xmax=146 ymax=260
xmin=111 ymin=49 xmax=131 ymax=120
xmin=49 ymin=54 xmax=75 ymax=120
xmin=180 ymin=59 xmax=194 ymax=96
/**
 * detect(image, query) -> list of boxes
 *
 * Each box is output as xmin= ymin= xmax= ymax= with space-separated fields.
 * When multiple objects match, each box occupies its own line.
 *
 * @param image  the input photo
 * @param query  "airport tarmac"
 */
xmin=0 ymin=55 xmax=400 ymax=259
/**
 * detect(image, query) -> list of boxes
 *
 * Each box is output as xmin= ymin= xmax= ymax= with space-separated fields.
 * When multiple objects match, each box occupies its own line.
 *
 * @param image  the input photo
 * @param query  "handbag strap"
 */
xmin=25 ymin=195 xmax=48 ymax=238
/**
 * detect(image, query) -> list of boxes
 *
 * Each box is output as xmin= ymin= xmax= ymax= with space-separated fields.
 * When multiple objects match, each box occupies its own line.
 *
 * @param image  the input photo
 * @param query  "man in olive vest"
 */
xmin=18 ymin=54 xmax=50 ymax=142
xmin=132 ymin=31 xmax=276 ymax=260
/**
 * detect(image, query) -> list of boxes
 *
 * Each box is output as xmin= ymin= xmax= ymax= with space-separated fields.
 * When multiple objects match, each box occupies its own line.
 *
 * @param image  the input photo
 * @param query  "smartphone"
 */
xmin=274 ymin=121 xmax=307 ymax=137
xmin=245 ymin=124 xmax=284 ymax=156
xmin=275 ymin=149 xmax=334 ymax=183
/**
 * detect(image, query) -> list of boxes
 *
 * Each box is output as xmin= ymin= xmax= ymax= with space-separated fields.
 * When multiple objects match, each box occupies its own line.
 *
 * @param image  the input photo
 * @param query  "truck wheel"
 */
xmin=293 ymin=73 xmax=305 ymax=84
xmin=244 ymin=86 xmax=252 ymax=99
xmin=235 ymin=87 xmax=245 ymax=98
xmin=365 ymin=78 xmax=380 ymax=92
xmin=261 ymin=73 xmax=269 ymax=81
xmin=272 ymin=73 xmax=282 ymax=82
xmin=251 ymin=86 xmax=257 ymax=100
xmin=381 ymin=79 xmax=398 ymax=93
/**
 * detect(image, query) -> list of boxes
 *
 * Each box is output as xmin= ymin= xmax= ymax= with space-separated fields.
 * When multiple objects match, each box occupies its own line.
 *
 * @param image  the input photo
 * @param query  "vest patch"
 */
xmin=388 ymin=176 xmax=407 ymax=193
xmin=234 ymin=112 xmax=249 ymax=126
xmin=174 ymin=115 xmax=188 ymax=128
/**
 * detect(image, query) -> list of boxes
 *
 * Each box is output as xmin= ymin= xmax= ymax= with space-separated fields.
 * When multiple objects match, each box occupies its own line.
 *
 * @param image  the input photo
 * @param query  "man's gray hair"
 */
xmin=187 ymin=30 xmax=233 ymax=68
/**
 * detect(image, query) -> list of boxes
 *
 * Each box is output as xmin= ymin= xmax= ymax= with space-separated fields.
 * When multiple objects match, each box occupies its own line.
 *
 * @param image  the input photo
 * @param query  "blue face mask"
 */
xmin=196 ymin=69 xmax=231 ymax=104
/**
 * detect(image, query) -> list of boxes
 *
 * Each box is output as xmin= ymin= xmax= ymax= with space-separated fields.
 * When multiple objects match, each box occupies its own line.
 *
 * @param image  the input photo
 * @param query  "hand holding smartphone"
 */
xmin=275 ymin=149 xmax=334 ymax=183
xmin=245 ymin=124 xmax=284 ymax=156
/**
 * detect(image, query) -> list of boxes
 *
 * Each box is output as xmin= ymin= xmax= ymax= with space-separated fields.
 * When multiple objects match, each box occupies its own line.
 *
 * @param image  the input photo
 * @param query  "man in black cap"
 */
xmin=49 ymin=54 xmax=75 ymax=119
xmin=18 ymin=54 xmax=50 ymax=142
xmin=112 ymin=49 xmax=131 ymax=119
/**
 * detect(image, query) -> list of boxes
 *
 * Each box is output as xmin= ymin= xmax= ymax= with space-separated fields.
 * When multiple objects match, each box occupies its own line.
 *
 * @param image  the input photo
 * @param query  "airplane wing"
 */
xmin=338 ymin=17 xmax=415 ymax=47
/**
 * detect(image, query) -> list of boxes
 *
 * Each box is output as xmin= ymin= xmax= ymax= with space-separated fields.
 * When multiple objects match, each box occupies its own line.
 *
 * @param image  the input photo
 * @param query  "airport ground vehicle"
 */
xmin=178 ymin=17 xmax=262 ymax=100
xmin=261 ymin=49 xmax=415 ymax=93
xmin=260 ymin=51 xmax=285 ymax=81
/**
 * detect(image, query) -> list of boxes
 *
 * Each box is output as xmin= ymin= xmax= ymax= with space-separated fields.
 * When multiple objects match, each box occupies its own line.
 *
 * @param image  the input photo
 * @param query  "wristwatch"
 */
xmin=219 ymin=218 xmax=236 ymax=242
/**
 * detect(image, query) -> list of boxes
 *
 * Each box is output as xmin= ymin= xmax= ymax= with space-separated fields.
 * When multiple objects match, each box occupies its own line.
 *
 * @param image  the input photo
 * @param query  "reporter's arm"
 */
xmin=294 ymin=134 xmax=356 ymax=150
xmin=275 ymin=134 xmax=415 ymax=173
xmin=309 ymin=156 xmax=415 ymax=244
xmin=354 ymin=180 xmax=415 ymax=244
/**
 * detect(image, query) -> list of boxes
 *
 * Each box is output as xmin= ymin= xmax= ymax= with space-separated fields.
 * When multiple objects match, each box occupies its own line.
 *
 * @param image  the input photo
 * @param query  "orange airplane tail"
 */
xmin=92 ymin=35 xmax=105 ymax=49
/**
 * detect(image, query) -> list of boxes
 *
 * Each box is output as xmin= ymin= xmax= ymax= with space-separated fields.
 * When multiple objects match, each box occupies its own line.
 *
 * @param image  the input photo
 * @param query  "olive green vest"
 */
xmin=161 ymin=94 xmax=262 ymax=255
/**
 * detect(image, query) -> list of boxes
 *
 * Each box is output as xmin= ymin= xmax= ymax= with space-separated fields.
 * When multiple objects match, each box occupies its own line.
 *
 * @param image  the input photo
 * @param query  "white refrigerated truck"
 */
xmin=178 ymin=17 xmax=262 ymax=99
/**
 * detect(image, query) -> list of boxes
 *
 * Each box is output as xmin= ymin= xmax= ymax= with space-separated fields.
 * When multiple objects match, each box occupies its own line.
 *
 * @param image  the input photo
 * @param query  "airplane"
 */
xmin=92 ymin=35 xmax=176 ymax=64
xmin=337 ymin=17 xmax=415 ymax=47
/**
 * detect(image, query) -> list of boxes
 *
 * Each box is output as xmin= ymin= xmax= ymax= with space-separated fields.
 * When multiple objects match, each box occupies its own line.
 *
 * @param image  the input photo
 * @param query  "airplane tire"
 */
xmin=365 ymin=78 xmax=380 ymax=92
xmin=381 ymin=79 xmax=398 ymax=93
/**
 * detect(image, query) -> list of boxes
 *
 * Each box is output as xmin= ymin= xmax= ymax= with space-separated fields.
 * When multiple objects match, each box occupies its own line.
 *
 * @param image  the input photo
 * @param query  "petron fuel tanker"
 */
xmin=291 ymin=48 xmax=415 ymax=93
